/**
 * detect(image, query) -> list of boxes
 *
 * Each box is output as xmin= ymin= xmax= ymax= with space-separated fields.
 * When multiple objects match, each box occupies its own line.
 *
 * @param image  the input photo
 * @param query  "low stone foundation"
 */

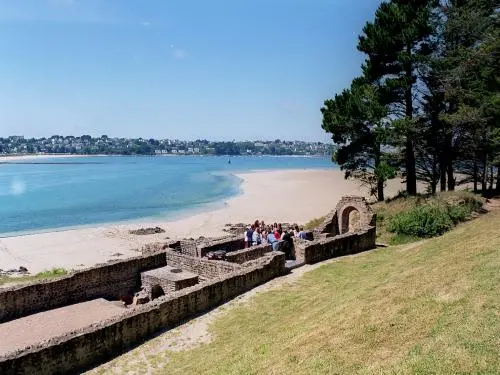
xmin=294 ymin=226 xmax=376 ymax=264
xmin=197 ymin=236 xmax=246 ymax=257
xmin=165 ymin=251 xmax=241 ymax=279
xmin=0 ymin=252 xmax=286 ymax=375
xmin=224 ymin=244 xmax=272 ymax=264
xmin=141 ymin=266 xmax=199 ymax=297
xmin=0 ymin=252 xmax=166 ymax=323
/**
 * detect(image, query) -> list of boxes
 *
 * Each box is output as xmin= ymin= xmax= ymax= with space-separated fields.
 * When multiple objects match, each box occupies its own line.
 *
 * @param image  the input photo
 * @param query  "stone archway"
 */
xmin=335 ymin=196 xmax=375 ymax=235
xmin=151 ymin=285 xmax=165 ymax=300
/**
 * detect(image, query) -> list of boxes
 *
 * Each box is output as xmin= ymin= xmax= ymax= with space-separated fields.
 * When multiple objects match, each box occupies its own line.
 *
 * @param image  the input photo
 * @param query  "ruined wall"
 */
xmin=0 ymin=252 xmax=286 ymax=375
xmin=165 ymin=251 xmax=241 ymax=279
xmin=335 ymin=196 xmax=376 ymax=234
xmin=317 ymin=211 xmax=339 ymax=236
xmin=224 ymin=244 xmax=272 ymax=264
xmin=197 ymin=236 xmax=245 ymax=257
xmin=0 ymin=253 xmax=166 ymax=323
xmin=294 ymin=226 xmax=376 ymax=264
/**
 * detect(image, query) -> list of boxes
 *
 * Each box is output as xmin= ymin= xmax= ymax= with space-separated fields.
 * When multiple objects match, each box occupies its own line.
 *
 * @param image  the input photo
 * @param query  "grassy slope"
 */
xmin=127 ymin=207 xmax=500 ymax=374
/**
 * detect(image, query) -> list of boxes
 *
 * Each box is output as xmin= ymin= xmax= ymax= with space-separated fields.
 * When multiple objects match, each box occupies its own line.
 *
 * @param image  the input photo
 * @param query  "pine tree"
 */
xmin=321 ymin=78 xmax=396 ymax=201
xmin=439 ymin=0 xmax=499 ymax=195
xmin=358 ymin=0 xmax=438 ymax=195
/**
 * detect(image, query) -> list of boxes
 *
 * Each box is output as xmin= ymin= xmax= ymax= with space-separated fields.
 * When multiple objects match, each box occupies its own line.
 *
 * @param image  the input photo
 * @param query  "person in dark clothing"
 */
xmin=246 ymin=224 xmax=255 ymax=248
xmin=281 ymin=230 xmax=295 ymax=260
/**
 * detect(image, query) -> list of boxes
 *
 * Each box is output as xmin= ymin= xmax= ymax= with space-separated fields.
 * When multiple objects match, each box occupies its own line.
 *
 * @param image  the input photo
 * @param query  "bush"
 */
xmin=35 ymin=267 xmax=68 ymax=278
xmin=388 ymin=205 xmax=454 ymax=237
xmin=447 ymin=205 xmax=470 ymax=224
xmin=387 ymin=192 xmax=483 ymax=239
xmin=304 ymin=216 xmax=325 ymax=230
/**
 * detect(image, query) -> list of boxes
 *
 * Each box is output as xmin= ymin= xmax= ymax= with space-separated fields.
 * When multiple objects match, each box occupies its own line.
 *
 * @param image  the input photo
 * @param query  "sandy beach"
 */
xmin=0 ymin=154 xmax=89 ymax=162
xmin=0 ymin=169 xmax=408 ymax=274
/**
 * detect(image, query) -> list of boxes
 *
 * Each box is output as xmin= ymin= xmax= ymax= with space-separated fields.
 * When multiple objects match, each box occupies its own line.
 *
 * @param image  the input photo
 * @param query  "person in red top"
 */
xmin=274 ymin=224 xmax=281 ymax=240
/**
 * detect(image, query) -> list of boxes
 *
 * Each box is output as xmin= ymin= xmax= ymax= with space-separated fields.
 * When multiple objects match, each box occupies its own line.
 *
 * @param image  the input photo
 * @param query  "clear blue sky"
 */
xmin=0 ymin=0 xmax=381 ymax=141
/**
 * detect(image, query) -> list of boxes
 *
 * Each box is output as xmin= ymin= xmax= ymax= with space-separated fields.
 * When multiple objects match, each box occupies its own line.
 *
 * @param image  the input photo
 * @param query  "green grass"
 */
xmin=91 ymin=203 xmax=500 ymax=375
xmin=0 ymin=267 xmax=68 ymax=286
xmin=303 ymin=216 xmax=326 ymax=230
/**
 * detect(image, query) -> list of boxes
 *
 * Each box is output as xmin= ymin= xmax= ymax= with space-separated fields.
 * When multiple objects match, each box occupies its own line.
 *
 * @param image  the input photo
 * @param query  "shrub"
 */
xmin=388 ymin=205 xmax=454 ymax=238
xmin=35 ymin=267 xmax=68 ymax=278
xmin=447 ymin=205 xmax=470 ymax=224
xmin=304 ymin=216 xmax=325 ymax=230
xmin=387 ymin=192 xmax=483 ymax=239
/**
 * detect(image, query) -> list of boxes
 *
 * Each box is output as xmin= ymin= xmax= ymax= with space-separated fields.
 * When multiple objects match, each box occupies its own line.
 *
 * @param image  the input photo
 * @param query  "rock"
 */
xmin=19 ymin=266 xmax=28 ymax=272
xmin=134 ymin=290 xmax=150 ymax=305
xmin=129 ymin=227 xmax=165 ymax=235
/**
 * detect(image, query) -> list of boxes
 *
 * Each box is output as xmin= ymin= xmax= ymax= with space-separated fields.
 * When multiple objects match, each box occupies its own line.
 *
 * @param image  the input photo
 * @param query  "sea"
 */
xmin=0 ymin=155 xmax=335 ymax=236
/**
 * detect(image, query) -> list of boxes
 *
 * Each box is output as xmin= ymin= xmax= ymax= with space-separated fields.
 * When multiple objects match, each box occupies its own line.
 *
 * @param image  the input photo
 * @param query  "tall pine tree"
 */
xmin=358 ymin=0 xmax=438 ymax=195
xmin=321 ymin=78 xmax=396 ymax=201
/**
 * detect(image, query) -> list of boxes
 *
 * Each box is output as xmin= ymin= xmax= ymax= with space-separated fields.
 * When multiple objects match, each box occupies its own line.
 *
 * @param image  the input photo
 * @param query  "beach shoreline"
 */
xmin=0 ymin=154 xmax=95 ymax=162
xmin=0 ymin=169 xmax=407 ymax=274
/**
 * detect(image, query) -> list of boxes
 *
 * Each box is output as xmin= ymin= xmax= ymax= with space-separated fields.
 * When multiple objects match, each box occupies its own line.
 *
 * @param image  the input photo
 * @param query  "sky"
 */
xmin=0 ymin=0 xmax=381 ymax=142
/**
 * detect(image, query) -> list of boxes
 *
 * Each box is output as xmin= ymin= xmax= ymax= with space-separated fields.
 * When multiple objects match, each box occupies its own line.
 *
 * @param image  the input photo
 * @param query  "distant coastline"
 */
xmin=0 ymin=135 xmax=334 ymax=157
xmin=0 ymin=153 xmax=330 ymax=163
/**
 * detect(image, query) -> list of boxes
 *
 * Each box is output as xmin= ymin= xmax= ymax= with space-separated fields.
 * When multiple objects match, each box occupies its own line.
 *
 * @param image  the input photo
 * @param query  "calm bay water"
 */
xmin=0 ymin=156 xmax=334 ymax=235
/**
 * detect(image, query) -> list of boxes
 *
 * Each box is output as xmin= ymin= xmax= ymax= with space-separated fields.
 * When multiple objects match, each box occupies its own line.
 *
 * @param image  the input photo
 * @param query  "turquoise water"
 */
xmin=0 ymin=156 xmax=335 ymax=235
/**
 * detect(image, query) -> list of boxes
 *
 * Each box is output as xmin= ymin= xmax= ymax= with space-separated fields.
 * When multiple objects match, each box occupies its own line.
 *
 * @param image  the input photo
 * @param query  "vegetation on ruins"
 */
xmin=322 ymin=0 xmax=499 ymax=200
xmin=0 ymin=267 xmax=68 ymax=286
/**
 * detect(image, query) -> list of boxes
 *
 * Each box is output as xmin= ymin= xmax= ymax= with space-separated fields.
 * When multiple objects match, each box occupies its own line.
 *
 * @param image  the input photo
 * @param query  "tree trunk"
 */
xmin=489 ymin=164 xmax=494 ymax=192
xmin=374 ymin=143 xmax=384 ymax=202
xmin=430 ymin=179 xmax=437 ymax=194
xmin=405 ymin=44 xmax=417 ymax=196
xmin=377 ymin=178 xmax=385 ymax=202
xmin=440 ymin=160 xmax=446 ymax=192
xmin=481 ymin=156 xmax=488 ymax=196
xmin=447 ymin=159 xmax=455 ymax=191
xmin=496 ymin=166 xmax=500 ymax=194
xmin=431 ymin=159 xmax=438 ymax=194
xmin=473 ymin=159 xmax=478 ymax=193
xmin=406 ymin=140 xmax=417 ymax=195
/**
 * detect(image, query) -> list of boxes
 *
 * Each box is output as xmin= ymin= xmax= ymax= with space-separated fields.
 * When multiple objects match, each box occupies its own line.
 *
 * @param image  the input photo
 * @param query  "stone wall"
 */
xmin=317 ymin=210 xmax=339 ymax=236
xmin=0 ymin=253 xmax=166 ymax=323
xmin=140 ymin=266 xmax=199 ymax=296
xmin=165 ymin=251 xmax=241 ymax=279
xmin=335 ymin=196 xmax=376 ymax=234
xmin=197 ymin=236 xmax=246 ymax=257
xmin=0 ymin=252 xmax=286 ymax=375
xmin=224 ymin=244 xmax=272 ymax=264
xmin=294 ymin=226 xmax=376 ymax=264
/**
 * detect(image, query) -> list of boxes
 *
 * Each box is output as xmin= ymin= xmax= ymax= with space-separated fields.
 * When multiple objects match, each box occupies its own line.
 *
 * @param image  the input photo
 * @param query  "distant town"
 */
xmin=0 ymin=135 xmax=335 ymax=156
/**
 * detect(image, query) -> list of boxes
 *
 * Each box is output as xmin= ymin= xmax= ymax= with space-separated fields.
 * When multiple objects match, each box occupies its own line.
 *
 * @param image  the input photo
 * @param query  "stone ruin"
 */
xmin=0 ymin=195 xmax=377 ymax=375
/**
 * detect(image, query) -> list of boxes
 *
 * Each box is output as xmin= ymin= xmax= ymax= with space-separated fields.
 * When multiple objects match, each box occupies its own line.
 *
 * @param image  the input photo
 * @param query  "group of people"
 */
xmin=244 ymin=220 xmax=307 ymax=257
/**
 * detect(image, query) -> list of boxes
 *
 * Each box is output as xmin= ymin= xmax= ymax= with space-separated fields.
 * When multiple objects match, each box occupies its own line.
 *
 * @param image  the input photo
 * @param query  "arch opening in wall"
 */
xmin=151 ymin=285 xmax=165 ymax=300
xmin=340 ymin=206 xmax=360 ymax=234
xmin=348 ymin=209 xmax=361 ymax=232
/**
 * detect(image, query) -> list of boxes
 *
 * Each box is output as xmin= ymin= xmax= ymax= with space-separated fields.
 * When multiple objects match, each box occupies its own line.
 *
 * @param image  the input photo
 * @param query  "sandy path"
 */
xmin=0 ymin=299 xmax=126 ymax=357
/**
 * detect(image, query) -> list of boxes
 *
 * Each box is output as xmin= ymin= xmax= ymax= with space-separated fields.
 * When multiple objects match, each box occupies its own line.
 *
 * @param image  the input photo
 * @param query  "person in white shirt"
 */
xmin=252 ymin=227 xmax=262 ymax=246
